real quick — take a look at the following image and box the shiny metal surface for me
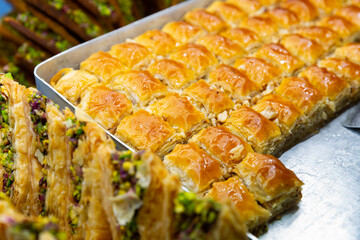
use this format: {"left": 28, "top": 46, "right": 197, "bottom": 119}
{"left": 34, "top": 0, "right": 360, "bottom": 238}
{"left": 261, "top": 103, "right": 360, "bottom": 240}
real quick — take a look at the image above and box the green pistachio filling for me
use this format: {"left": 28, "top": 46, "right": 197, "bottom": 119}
{"left": 17, "top": 43, "right": 47, "bottom": 66}
{"left": 16, "top": 12, "right": 72, "bottom": 52}
{"left": 110, "top": 151, "right": 149, "bottom": 240}
{"left": 47, "top": 0, "right": 64, "bottom": 10}
{"left": 173, "top": 192, "right": 221, "bottom": 240}
{"left": 2, "top": 62, "right": 30, "bottom": 87}
{"left": 118, "top": 0, "right": 135, "bottom": 24}
{"left": 92, "top": 0, "right": 115, "bottom": 16}
{"left": 0, "top": 83, "right": 14, "bottom": 197}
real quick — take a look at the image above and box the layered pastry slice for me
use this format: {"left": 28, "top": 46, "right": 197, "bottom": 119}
{"left": 295, "top": 26, "right": 340, "bottom": 51}
{"left": 196, "top": 34, "right": 245, "bottom": 64}
{"left": 335, "top": 5, "right": 360, "bottom": 27}
{"left": 234, "top": 153, "right": 303, "bottom": 217}
{"left": 164, "top": 143, "right": 224, "bottom": 193}
{"left": 189, "top": 126, "right": 253, "bottom": 172}
{"left": 206, "top": 1, "right": 247, "bottom": 27}
{"left": 183, "top": 9, "right": 228, "bottom": 33}
{"left": 78, "top": 85, "right": 133, "bottom": 133}
{"left": 280, "top": 0, "right": 319, "bottom": 22}
{"left": 80, "top": 51, "right": 128, "bottom": 85}
{"left": 147, "top": 59, "right": 196, "bottom": 89}
{"left": 184, "top": 80, "right": 234, "bottom": 123}
{"left": 252, "top": 94, "right": 304, "bottom": 134}
{"left": 169, "top": 43, "right": 218, "bottom": 77}
{"left": 299, "top": 66, "right": 351, "bottom": 113}
{"left": 50, "top": 68, "right": 99, "bottom": 106}
{"left": 239, "top": 16, "right": 279, "bottom": 43}
{"left": 307, "top": 0, "right": 344, "bottom": 13}
{"left": 110, "top": 70, "right": 167, "bottom": 107}
{"left": 280, "top": 34, "right": 325, "bottom": 65}
{"left": 224, "top": 107, "right": 282, "bottom": 154}
{"left": 208, "top": 64, "right": 261, "bottom": 105}
{"left": 261, "top": 6, "right": 300, "bottom": 30}
{"left": 275, "top": 77, "right": 326, "bottom": 127}
{"left": 148, "top": 93, "right": 207, "bottom": 138}
{"left": 253, "top": 44, "right": 304, "bottom": 75}
{"left": 161, "top": 21, "right": 205, "bottom": 44}
{"left": 115, "top": 110, "right": 179, "bottom": 156}
{"left": 172, "top": 192, "right": 248, "bottom": 240}
{"left": 134, "top": 29, "right": 178, "bottom": 56}
{"left": 317, "top": 16, "right": 358, "bottom": 42}
{"left": 108, "top": 42, "right": 153, "bottom": 70}
{"left": 334, "top": 43, "right": 360, "bottom": 64}
{"left": 220, "top": 27, "right": 262, "bottom": 51}
{"left": 226, "top": 0, "right": 263, "bottom": 15}
{"left": 205, "top": 177, "right": 270, "bottom": 233}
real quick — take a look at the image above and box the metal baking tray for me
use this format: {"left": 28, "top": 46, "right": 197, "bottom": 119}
{"left": 34, "top": 0, "right": 360, "bottom": 238}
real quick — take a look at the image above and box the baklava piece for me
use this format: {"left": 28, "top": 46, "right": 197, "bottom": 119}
{"left": 169, "top": 43, "right": 218, "bottom": 77}
{"left": 115, "top": 110, "right": 178, "bottom": 156}
{"left": 148, "top": 93, "right": 206, "bottom": 138}
{"left": 280, "top": 0, "right": 319, "bottom": 22}
{"left": 226, "top": 0, "right": 263, "bottom": 15}
{"left": 239, "top": 16, "right": 279, "bottom": 43}
{"left": 208, "top": 64, "right": 261, "bottom": 104}
{"left": 295, "top": 26, "right": 340, "bottom": 51}
{"left": 318, "top": 16, "right": 358, "bottom": 41}
{"left": 147, "top": 59, "right": 196, "bottom": 89}
{"left": 234, "top": 153, "right": 303, "bottom": 217}
{"left": 162, "top": 21, "right": 205, "bottom": 44}
{"left": 80, "top": 51, "right": 127, "bottom": 85}
{"left": 78, "top": 85, "right": 133, "bottom": 133}
{"left": 335, "top": 5, "right": 360, "bottom": 27}
{"left": 196, "top": 34, "right": 245, "bottom": 64}
{"left": 189, "top": 126, "right": 253, "bottom": 171}
{"left": 164, "top": 143, "right": 223, "bottom": 193}
{"left": 184, "top": 80, "right": 234, "bottom": 121}
{"left": 252, "top": 94, "right": 303, "bottom": 134}
{"left": 299, "top": 66, "right": 350, "bottom": 112}
{"left": 110, "top": 70, "right": 167, "bottom": 107}
{"left": 109, "top": 42, "right": 152, "bottom": 70}
{"left": 221, "top": 27, "right": 262, "bottom": 51}
{"left": 334, "top": 43, "right": 360, "bottom": 64}
{"left": 253, "top": 44, "right": 304, "bottom": 74}
{"left": 134, "top": 29, "right": 178, "bottom": 56}
{"left": 262, "top": 7, "right": 300, "bottom": 29}
{"left": 308, "top": 0, "right": 343, "bottom": 13}
{"left": 50, "top": 68, "right": 98, "bottom": 105}
{"left": 207, "top": 1, "right": 246, "bottom": 26}
{"left": 280, "top": 34, "right": 325, "bottom": 65}
{"left": 205, "top": 177, "right": 270, "bottom": 232}
{"left": 224, "top": 107, "right": 282, "bottom": 154}
{"left": 184, "top": 9, "right": 228, "bottom": 33}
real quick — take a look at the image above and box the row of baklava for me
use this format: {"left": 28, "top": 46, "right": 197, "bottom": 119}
{"left": 0, "top": 73, "right": 303, "bottom": 239}
{"left": 51, "top": 1, "right": 360, "bottom": 158}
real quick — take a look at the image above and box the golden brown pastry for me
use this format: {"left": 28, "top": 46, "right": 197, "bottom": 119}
{"left": 80, "top": 51, "right": 127, "bottom": 85}
{"left": 224, "top": 107, "right": 282, "bottom": 154}
{"left": 334, "top": 43, "right": 360, "bottom": 64}
{"left": 234, "top": 152, "right": 303, "bottom": 217}
{"left": 205, "top": 177, "right": 270, "bottom": 232}
{"left": 335, "top": 5, "right": 360, "bottom": 27}
{"left": 147, "top": 59, "right": 196, "bottom": 89}
{"left": 308, "top": 0, "right": 344, "bottom": 13}
{"left": 115, "top": 110, "right": 177, "bottom": 155}
{"left": 184, "top": 80, "right": 234, "bottom": 116}
{"left": 78, "top": 85, "right": 133, "bottom": 133}
{"left": 50, "top": 68, "right": 99, "bottom": 105}
{"left": 276, "top": 77, "right": 325, "bottom": 114}
{"left": 134, "top": 29, "right": 178, "bottom": 56}
{"left": 295, "top": 26, "right": 340, "bottom": 50}
{"left": 110, "top": 70, "right": 167, "bottom": 106}
{"left": 164, "top": 143, "right": 223, "bottom": 193}
{"left": 240, "top": 16, "right": 278, "bottom": 42}
{"left": 148, "top": 93, "right": 206, "bottom": 136}
{"left": 207, "top": 1, "right": 246, "bottom": 26}
{"left": 280, "top": 34, "right": 325, "bottom": 65}
{"left": 169, "top": 43, "right": 218, "bottom": 77}
{"left": 189, "top": 126, "right": 253, "bottom": 170}
{"left": 208, "top": 64, "right": 261, "bottom": 102}
{"left": 233, "top": 57, "right": 282, "bottom": 87}
{"left": 252, "top": 94, "right": 303, "bottom": 133}
{"left": 162, "top": 21, "right": 205, "bottom": 44}
{"left": 280, "top": 0, "right": 318, "bottom": 22}
{"left": 220, "top": 27, "right": 262, "bottom": 51}
{"left": 253, "top": 44, "right": 304, "bottom": 74}
{"left": 226, "top": 0, "right": 262, "bottom": 14}
{"left": 184, "top": 9, "right": 228, "bottom": 33}
{"left": 318, "top": 16, "right": 357, "bottom": 39}
{"left": 196, "top": 34, "right": 245, "bottom": 64}
{"left": 109, "top": 42, "right": 152, "bottom": 69}
{"left": 262, "top": 7, "right": 300, "bottom": 29}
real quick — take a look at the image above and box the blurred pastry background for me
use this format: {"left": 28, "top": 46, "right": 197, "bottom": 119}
{"left": 0, "top": 0, "right": 183, "bottom": 87}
